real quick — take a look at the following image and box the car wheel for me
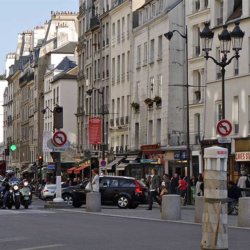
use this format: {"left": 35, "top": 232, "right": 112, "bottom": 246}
{"left": 117, "top": 195, "right": 130, "bottom": 209}
{"left": 63, "top": 194, "right": 73, "bottom": 206}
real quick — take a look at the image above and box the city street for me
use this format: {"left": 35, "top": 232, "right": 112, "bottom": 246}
{"left": 0, "top": 199, "right": 249, "bottom": 250}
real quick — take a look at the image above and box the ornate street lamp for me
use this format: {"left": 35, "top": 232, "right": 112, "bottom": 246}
{"left": 200, "top": 21, "right": 244, "bottom": 119}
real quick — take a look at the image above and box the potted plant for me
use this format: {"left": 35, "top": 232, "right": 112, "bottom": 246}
{"left": 154, "top": 96, "right": 162, "bottom": 106}
{"left": 144, "top": 98, "right": 154, "bottom": 107}
{"left": 131, "top": 102, "right": 140, "bottom": 112}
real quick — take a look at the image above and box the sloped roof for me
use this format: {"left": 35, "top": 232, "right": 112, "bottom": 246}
{"left": 52, "top": 42, "right": 77, "bottom": 54}
{"left": 227, "top": 3, "right": 242, "bottom": 21}
{"left": 55, "top": 56, "right": 77, "bottom": 72}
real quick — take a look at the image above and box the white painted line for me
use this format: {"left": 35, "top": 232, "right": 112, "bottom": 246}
{"left": 16, "top": 244, "right": 64, "bottom": 250}
{"left": 58, "top": 209, "right": 250, "bottom": 230}
{"left": 0, "top": 237, "right": 30, "bottom": 243}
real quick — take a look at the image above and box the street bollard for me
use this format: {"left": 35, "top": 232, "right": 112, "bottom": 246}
{"left": 161, "top": 195, "right": 181, "bottom": 220}
{"left": 194, "top": 196, "right": 204, "bottom": 223}
{"left": 201, "top": 146, "right": 228, "bottom": 250}
{"left": 86, "top": 191, "right": 101, "bottom": 212}
{"left": 238, "top": 197, "right": 250, "bottom": 227}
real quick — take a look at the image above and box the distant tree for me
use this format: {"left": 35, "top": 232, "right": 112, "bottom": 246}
{"left": 0, "top": 74, "right": 6, "bottom": 80}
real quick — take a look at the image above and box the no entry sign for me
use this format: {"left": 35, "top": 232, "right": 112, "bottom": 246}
{"left": 216, "top": 120, "right": 232, "bottom": 137}
{"left": 52, "top": 131, "right": 67, "bottom": 147}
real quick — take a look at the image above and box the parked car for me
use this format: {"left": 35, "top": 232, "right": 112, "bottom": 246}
{"left": 62, "top": 176, "right": 148, "bottom": 209}
{"left": 41, "top": 184, "right": 57, "bottom": 200}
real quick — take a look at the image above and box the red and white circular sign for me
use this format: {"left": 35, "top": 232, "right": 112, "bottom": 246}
{"left": 52, "top": 131, "right": 67, "bottom": 147}
{"left": 216, "top": 119, "right": 232, "bottom": 137}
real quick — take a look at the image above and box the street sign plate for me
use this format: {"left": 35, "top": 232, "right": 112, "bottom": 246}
{"left": 216, "top": 119, "right": 232, "bottom": 137}
{"left": 218, "top": 137, "right": 231, "bottom": 144}
{"left": 52, "top": 131, "right": 67, "bottom": 147}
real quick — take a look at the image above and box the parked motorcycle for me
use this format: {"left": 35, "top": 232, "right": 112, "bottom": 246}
{"left": 20, "top": 180, "right": 32, "bottom": 209}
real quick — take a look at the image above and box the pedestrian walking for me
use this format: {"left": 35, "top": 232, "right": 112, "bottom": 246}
{"left": 195, "top": 173, "right": 204, "bottom": 197}
{"left": 170, "top": 173, "right": 179, "bottom": 194}
{"left": 237, "top": 171, "right": 247, "bottom": 197}
{"left": 178, "top": 176, "right": 188, "bottom": 206}
{"left": 91, "top": 168, "right": 100, "bottom": 192}
{"left": 147, "top": 169, "right": 161, "bottom": 210}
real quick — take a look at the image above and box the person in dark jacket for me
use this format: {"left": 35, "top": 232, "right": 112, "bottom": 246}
{"left": 147, "top": 169, "right": 161, "bottom": 210}
{"left": 170, "top": 173, "right": 179, "bottom": 194}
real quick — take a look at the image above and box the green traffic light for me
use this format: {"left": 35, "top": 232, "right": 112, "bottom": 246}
{"left": 10, "top": 144, "right": 17, "bottom": 151}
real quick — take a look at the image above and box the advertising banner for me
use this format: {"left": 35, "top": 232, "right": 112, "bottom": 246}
{"left": 89, "top": 117, "right": 102, "bottom": 145}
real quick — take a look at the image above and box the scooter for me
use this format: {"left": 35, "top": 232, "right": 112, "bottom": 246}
{"left": 20, "top": 181, "right": 32, "bottom": 209}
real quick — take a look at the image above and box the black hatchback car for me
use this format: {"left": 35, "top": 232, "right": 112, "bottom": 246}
{"left": 62, "top": 176, "right": 148, "bottom": 209}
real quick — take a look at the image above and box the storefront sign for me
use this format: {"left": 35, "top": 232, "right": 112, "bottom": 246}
{"left": 89, "top": 117, "right": 102, "bottom": 145}
{"left": 235, "top": 152, "right": 250, "bottom": 161}
{"left": 140, "top": 159, "right": 160, "bottom": 164}
{"left": 174, "top": 150, "right": 187, "bottom": 160}
{"left": 47, "top": 164, "right": 55, "bottom": 170}
{"left": 141, "top": 144, "right": 160, "bottom": 151}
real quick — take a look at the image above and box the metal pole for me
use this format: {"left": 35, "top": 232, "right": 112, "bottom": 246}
{"left": 53, "top": 151, "right": 63, "bottom": 202}
{"left": 221, "top": 66, "right": 225, "bottom": 120}
{"left": 185, "top": 26, "right": 191, "bottom": 205}
{"left": 101, "top": 89, "right": 106, "bottom": 175}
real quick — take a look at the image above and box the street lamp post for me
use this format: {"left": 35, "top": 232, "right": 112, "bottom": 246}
{"left": 200, "top": 21, "right": 244, "bottom": 120}
{"left": 86, "top": 87, "right": 106, "bottom": 170}
{"left": 164, "top": 27, "right": 192, "bottom": 204}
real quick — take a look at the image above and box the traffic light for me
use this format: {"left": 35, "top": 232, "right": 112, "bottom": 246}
{"left": 10, "top": 144, "right": 17, "bottom": 151}
{"left": 53, "top": 105, "right": 63, "bottom": 130}
{"left": 38, "top": 155, "right": 43, "bottom": 166}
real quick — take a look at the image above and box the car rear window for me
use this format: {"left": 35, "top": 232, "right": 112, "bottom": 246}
{"left": 46, "top": 185, "right": 56, "bottom": 189}
{"left": 119, "top": 179, "right": 136, "bottom": 187}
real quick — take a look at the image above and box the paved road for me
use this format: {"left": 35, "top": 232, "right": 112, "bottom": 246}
{"left": 0, "top": 199, "right": 249, "bottom": 250}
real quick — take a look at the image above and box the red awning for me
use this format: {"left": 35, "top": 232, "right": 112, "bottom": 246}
{"left": 74, "top": 164, "right": 90, "bottom": 174}
{"left": 67, "top": 166, "right": 77, "bottom": 174}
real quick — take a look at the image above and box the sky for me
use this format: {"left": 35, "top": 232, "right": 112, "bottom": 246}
{"left": 0, "top": 0, "right": 78, "bottom": 75}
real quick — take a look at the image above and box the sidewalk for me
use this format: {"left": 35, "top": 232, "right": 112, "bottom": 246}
{"left": 78, "top": 203, "right": 240, "bottom": 228}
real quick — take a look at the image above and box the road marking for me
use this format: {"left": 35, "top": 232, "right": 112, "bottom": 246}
{"left": 0, "top": 209, "right": 55, "bottom": 215}
{"left": 16, "top": 244, "right": 64, "bottom": 250}
{"left": 58, "top": 209, "right": 250, "bottom": 230}
{"left": 0, "top": 237, "right": 30, "bottom": 243}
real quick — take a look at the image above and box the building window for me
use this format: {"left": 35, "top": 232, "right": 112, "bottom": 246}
{"left": 148, "top": 120, "right": 153, "bottom": 144}
{"left": 157, "top": 74, "right": 162, "bottom": 97}
{"left": 139, "top": 10, "right": 143, "bottom": 25}
{"left": 193, "top": 70, "right": 201, "bottom": 103}
{"left": 234, "top": 58, "right": 239, "bottom": 75}
{"left": 137, "top": 45, "right": 141, "bottom": 68}
{"left": 135, "top": 81, "right": 140, "bottom": 102}
{"left": 135, "top": 123, "right": 139, "bottom": 149}
{"left": 149, "top": 77, "right": 154, "bottom": 98}
{"left": 150, "top": 39, "right": 155, "bottom": 63}
{"left": 216, "top": 0, "right": 223, "bottom": 25}
{"left": 117, "top": 55, "right": 120, "bottom": 83}
{"left": 156, "top": 119, "right": 161, "bottom": 144}
{"left": 248, "top": 96, "right": 250, "bottom": 133}
{"left": 122, "top": 53, "right": 125, "bottom": 81}
{"left": 117, "top": 20, "right": 121, "bottom": 43}
{"left": 216, "top": 47, "right": 221, "bottom": 79}
{"left": 143, "top": 42, "right": 148, "bottom": 65}
{"left": 158, "top": 35, "right": 162, "bottom": 60}
{"left": 194, "top": 113, "right": 201, "bottom": 144}
{"left": 112, "top": 57, "right": 115, "bottom": 84}
{"left": 151, "top": 3, "right": 156, "bottom": 17}
{"left": 194, "top": 0, "right": 200, "bottom": 12}
{"left": 122, "top": 17, "right": 125, "bottom": 41}
{"left": 232, "top": 96, "right": 239, "bottom": 134}
{"left": 194, "top": 26, "right": 200, "bottom": 57}
{"left": 204, "top": 0, "right": 209, "bottom": 8}
{"left": 216, "top": 102, "right": 222, "bottom": 123}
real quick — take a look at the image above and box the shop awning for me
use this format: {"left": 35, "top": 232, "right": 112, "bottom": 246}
{"left": 67, "top": 166, "right": 77, "bottom": 174}
{"left": 126, "top": 155, "right": 139, "bottom": 162}
{"left": 74, "top": 164, "right": 90, "bottom": 174}
{"left": 116, "top": 163, "right": 128, "bottom": 171}
{"left": 107, "top": 156, "right": 125, "bottom": 170}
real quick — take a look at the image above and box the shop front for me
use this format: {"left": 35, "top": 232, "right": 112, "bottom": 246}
{"left": 234, "top": 138, "right": 250, "bottom": 182}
